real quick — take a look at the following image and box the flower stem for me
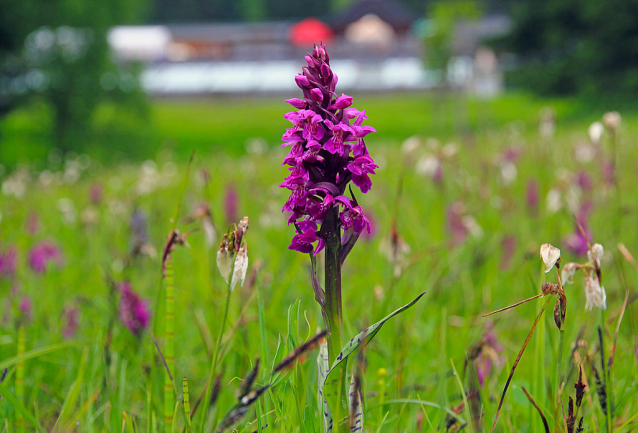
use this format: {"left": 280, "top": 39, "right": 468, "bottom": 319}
{"left": 201, "top": 262, "right": 235, "bottom": 432}
{"left": 322, "top": 208, "right": 344, "bottom": 359}
{"left": 555, "top": 329, "right": 564, "bottom": 405}
{"left": 600, "top": 310, "right": 613, "bottom": 433}
{"left": 165, "top": 259, "right": 175, "bottom": 427}
{"left": 16, "top": 325, "right": 25, "bottom": 433}
{"left": 323, "top": 207, "right": 348, "bottom": 432}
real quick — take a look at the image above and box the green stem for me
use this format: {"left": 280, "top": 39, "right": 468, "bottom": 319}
{"left": 600, "top": 310, "right": 613, "bottom": 433}
{"left": 165, "top": 260, "right": 176, "bottom": 427}
{"left": 323, "top": 208, "right": 347, "bottom": 432}
{"left": 555, "top": 329, "right": 564, "bottom": 429}
{"left": 16, "top": 325, "right": 25, "bottom": 433}
{"left": 183, "top": 377, "right": 191, "bottom": 431}
{"left": 201, "top": 264, "right": 234, "bottom": 432}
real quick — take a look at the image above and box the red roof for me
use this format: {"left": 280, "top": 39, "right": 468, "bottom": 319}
{"left": 289, "top": 18, "right": 334, "bottom": 46}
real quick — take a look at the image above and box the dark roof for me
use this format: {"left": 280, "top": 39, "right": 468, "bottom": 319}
{"left": 329, "top": 0, "right": 417, "bottom": 33}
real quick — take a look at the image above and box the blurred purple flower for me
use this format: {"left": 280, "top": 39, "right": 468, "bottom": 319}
{"left": 224, "top": 185, "right": 238, "bottom": 224}
{"left": 27, "top": 212, "right": 39, "bottom": 235}
{"left": 90, "top": 182, "right": 103, "bottom": 205}
{"left": 576, "top": 171, "right": 593, "bottom": 193}
{"left": 602, "top": 159, "right": 614, "bottom": 187}
{"left": 19, "top": 296, "right": 32, "bottom": 322}
{"left": 526, "top": 178, "right": 539, "bottom": 212}
{"left": 28, "top": 241, "right": 63, "bottom": 273}
{"left": 500, "top": 235, "right": 517, "bottom": 270}
{"left": 565, "top": 205, "right": 592, "bottom": 257}
{"left": 118, "top": 282, "right": 151, "bottom": 336}
{"left": 130, "top": 209, "right": 149, "bottom": 250}
{"left": 0, "top": 245, "right": 17, "bottom": 278}
{"left": 281, "top": 43, "right": 377, "bottom": 255}
{"left": 361, "top": 211, "right": 378, "bottom": 242}
{"left": 476, "top": 331, "right": 503, "bottom": 387}
{"left": 447, "top": 202, "right": 467, "bottom": 246}
{"left": 62, "top": 305, "right": 79, "bottom": 338}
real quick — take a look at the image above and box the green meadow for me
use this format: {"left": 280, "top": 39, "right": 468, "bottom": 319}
{"left": 0, "top": 92, "right": 637, "bottom": 432}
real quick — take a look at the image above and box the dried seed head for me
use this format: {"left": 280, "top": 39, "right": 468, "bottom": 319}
{"left": 585, "top": 274, "right": 606, "bottom": 311}
{"left": 602, "top": 111, "right": 621, "bottom": 133}
{"left": 216, "top": 234, "right": 235, "bottom": 283}
{"left": 575, "top": 364, "right": 586, "bottom": 408}
{"left": 561, "top": 262, "right": 578, "bottom": 285}
{"left": 542, "top": 281, "right": 559, "bottom": 296}
{"left": 540, "top": 243, "right": 561, "bottom": 273}
{"left": 230, "top": 243, "right": 248, "bottom": 291}
{"left": 587, "top": 243, "right": 604, "bottom": 268}
{"left": 553, "top": 290, "right": 566, "bottom": 330}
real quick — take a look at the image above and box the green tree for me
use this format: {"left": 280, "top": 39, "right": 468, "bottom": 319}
{"left": 0, "top": 0, "right": 149, "bottom": 152}
{"left": 499, "top": 0, "right": 638, "bottom": 96}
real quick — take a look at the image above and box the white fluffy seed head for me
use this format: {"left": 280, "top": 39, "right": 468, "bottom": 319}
{"left": 585, "top": 274, "right": 606, "bottom": 311}
{"left": 588, "top": 243, "right": 604, "bottom": 268}
{"left": 561, "top": 262, "right": 578, "bottom": 285}
{"left": 540, "top": 243, "right": 561, "bottom": 273}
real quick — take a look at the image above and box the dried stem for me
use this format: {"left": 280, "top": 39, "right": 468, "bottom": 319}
{"left": 482, "top": 294, "right": 544, "bottom": 317}
{"left": 521, "top": 386, "right": 550, "bottom": 433}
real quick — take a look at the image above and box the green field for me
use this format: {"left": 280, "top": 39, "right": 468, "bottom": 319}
{"left": 0, "top": 92, "right": 637, "bottom": 432}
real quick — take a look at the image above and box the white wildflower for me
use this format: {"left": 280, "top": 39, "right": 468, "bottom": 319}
{"left": 588, "top": 121, "right": 604, "bottom": 144}
{"left": 415, "top": 155, "right": 440, "bottom": 177}
{"left": 588, "top": 243, "right": 604, "bottom": 268}
{"left": 602, "top": 111, "right": 621, "bottom": 133}
{"left": 540, "top": 243, "right": 561, "bottom": 273}
{"left": 546, "top": 189, "right": 562, "bottom": 213}
{"left": 585, "top": 274, "right": 606, "bottom": 311}
{"left": 401, "top": 136, "right": 421, "bottom": 156}
{"left": 561, "top": 262, "right": 578, "bottom": 285}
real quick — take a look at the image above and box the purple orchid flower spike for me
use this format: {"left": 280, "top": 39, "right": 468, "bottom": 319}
{"left": 290, "top": 221, "right": 325, "bottom": 256}
{"left": 280, "top": 43, "right": 377, "bottom": 259}
{"left": 0, "top": 245, "right": 17, "bottom": 278}
{"left": 118, "top": 281, "right": 151, "bottom": 336}
{"left": 28, "top": 241, "right": 63, "bottom": 274}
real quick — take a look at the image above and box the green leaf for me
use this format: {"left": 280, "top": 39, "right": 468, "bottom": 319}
{"left": 0, "top": 382, "right": 42, "bottom": 431}
{"left": 322, "top": 293, "right": 425, "bottom": 428}
{"left": 316, "top": 340, "right": 332, "bottom": 432}
{"left": 328, "top": 293, "right": 425, "bottom": 376}
{"left": 0, "top": 340, "right": 88, "bottom": 371}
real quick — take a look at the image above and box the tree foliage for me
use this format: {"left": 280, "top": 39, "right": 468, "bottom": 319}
{"left": 500, "top": 0, "right": 638, "bottom": 96}
{"left": 0, "top": 0, "right": 149, "bottom": 151}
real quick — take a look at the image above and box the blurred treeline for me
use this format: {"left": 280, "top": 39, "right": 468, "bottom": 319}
{"left": 0, "top": 0, "right": 150, "bottom": 154}
{"left": 2, "top": 0, "right": 638, "bottom": 160}
{"left": 496, "top": 0, "right": 638, "bottom": 97}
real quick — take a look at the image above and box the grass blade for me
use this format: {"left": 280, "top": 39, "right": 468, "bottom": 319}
{"left": 491, "top": 296, "right": 552, "bottom": 433}
{"left": 521, "top": 386, "right": 550, "bottom": 433}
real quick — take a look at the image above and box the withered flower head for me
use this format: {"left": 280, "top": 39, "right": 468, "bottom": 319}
{"left": 540, "top": 243, "right": 561, "bottom": 273}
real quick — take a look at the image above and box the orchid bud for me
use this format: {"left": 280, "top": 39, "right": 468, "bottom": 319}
{"left": 310, "top": 88, "right": 323, "bottom": 102}
{"left": 286, "top": 98, "right": 307, "bottom": 109}
{"left": 540, "top": 243, "right": 561, "bottom": 273}
{"left": 329, "top": 93, "right": 353, "bottom": 110}
{"left": 294, "top": 74, "right": 310, "bottom": 88}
